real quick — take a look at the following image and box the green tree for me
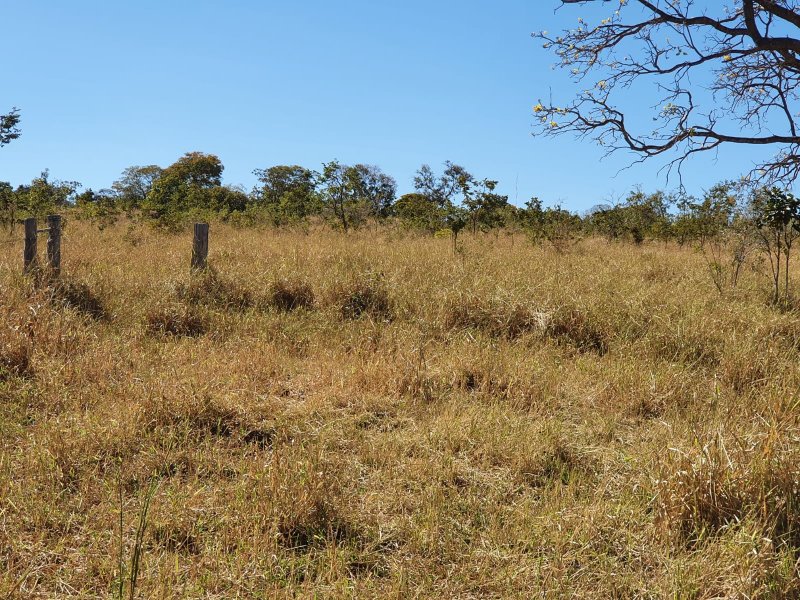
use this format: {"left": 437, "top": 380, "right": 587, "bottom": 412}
{"left": 674, "top": 183, "right": 739, "bottom": 248}
{"left": 587, "top": 204, "right": 626, "bottom": 242}
{"left": 519, "top": 197, "right": 547, "bottom": 242}
{"left": 203, "top": 185, "right": 250, "bottom": 213}
{"left": 318, "top": 162, "right": 397, "bottom": 231}
{"left": 394, "top": 193, "right": 444, "bottom": 232}
{"left": 252, "top": 165, "right": 318, "bottom": 224}
{"left": 752, "top": 187, "right": 800, "bottom": 304}
{"left": 75, "top": 188, "right": 120, "bottom": 230}
{"left": 414, "top": 162, "right": 473, "bottom": 206}
{"left": 463, "top": 178, "right": 511, "bottom": 233}
{"left": 412, "top": 162, "right": 477, "bottom": 237}
{"left": 23, "top": 170, "right": 80, "bottom": 218}
{"left": 542, "top": 205, "right": 582, "bottom": 252}
{"left": 166, "top": 151, "right": 223, "bottom": 188}
{"left": 0, "top": 182, "right": 15, "bottom": 231}
{"left": 620, "top": 189, "right": 672, "bottom": 244}
{"left": 112, "top": 165, "right": 164, "bottom": 210}
{"left": 346, "top": 164, "right": 396, "bottom": 219}
{"left": 319, "top": 161, "right": 355, "bottom": 231}
{"left": 143, "top": 152, "right": 225, "bottom": 220}
{"left": 0, "top": 108, "right": 20, "bottom": 147}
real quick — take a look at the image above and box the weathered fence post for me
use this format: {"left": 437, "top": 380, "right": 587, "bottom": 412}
{"left": 191, "top": 223, "right": 209, "bottom": 271}
{"left": 23, "top": 217, "right": 37, "bottom": 273}
{"left": 46, "top": 214, "right": 62, "bottom": 275}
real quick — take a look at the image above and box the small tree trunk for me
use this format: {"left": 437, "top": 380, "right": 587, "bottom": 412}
{"left": 774, "top": 240, "right": 782, "bottom": 304}
{"left": 784, "top": 239, "right": 791, "bottom": 302}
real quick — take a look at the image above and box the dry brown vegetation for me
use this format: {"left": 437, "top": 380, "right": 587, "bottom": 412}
{"left": 1, "top": 221, "right": 800, "bottom": 598}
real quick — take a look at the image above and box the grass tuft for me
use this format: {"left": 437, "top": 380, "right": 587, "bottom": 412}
{"left": 265, "top": 278, "right": 315, "bottom": 312}
{"left": 547, "top": 306, "right": 609, "bottom": 354}
{"left": 145, "top": 303, "right": 207, "bottom": 337}
{"left": 332, "top": 274, "right": 392, "bottom": 320}
{"left": 176, "top": 267, "right": 252, "bottom": 310}
{"left": 442, "top": 294, "right": 549, "bottom": 339}
{"left": 656, "top": 434, "right": 800, "bottom": 548}
{"left": 48, "top": 277, "right": 107, "bottom": 319}
{"left": 0, "top": 332, "right": 32, "bottom": 380}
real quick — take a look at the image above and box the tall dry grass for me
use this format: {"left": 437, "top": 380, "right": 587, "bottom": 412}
{"left": 0, "top": 220, "right": 799, "bottom": 597}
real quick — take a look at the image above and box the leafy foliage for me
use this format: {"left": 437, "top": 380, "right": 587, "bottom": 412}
{"left": 252, "top": 165, "right": 319, "bottom": 225}
{"left": 0, "top": 107, "right": 21, "bottom": 147}
{"left": 752, "top": 186, "right": 800, "bottom": 304}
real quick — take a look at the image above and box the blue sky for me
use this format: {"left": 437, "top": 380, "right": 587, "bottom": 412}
{"left": 0, "top": 1, "right": 777, "bottom": 211}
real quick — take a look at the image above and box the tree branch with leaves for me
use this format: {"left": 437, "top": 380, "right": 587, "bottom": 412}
{"left": 1, "top": 108, "right": 21, "bottom": 147}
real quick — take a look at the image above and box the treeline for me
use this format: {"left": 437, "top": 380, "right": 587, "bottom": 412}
{"left": 1, "top": 153, "right": 523, "bottom": 235}
{"left": 5, "top": 151, "right": 800, "bottom": 303}
{"left": 0, "top": 151, "right": 718, "bottom": 236}
{"left": 0, "top": 152, "right": 795, "bottom": 250}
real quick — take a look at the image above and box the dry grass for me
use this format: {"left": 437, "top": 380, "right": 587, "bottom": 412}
{"left": 1, "top": 220, "right": 799, "bottom": 597}
{"left": 265, "top": 278, "right": 316, "bottom": 312}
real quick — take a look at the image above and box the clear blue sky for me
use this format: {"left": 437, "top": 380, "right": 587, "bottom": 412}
{"left": 0, "top": 1, "right": 776, "bottom": 211}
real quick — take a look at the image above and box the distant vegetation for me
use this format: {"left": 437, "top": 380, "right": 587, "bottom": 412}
{"left": 4, "top": 151, "right": 800, "bottom": 305}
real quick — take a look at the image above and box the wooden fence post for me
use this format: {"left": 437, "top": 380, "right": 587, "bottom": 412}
{"left": 46, "top": 214, "right": 62, "bottom": 275}
{"left": 191, "top": 223, "right": 209, "bottom": 271}
{"left": 23, "top": 217, "right": 37, "bottom": 273}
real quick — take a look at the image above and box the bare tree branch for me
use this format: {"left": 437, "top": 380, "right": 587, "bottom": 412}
{"left": 534, "top": 1, "right": 800, "bottom": 185}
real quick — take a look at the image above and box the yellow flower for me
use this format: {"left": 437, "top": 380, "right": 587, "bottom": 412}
{"left": 533, "top": 104, "right": 544, "bottom": 113}
{"left": 550, "top": 121, "right": 558, "bottom": 128}
{"left": 723, "top": 54, "right": 732, "bottom": 62}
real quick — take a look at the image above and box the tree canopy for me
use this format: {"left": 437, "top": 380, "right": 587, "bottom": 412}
{"left": 112, "top": 165, "right": 164, "bottom": 209}
{"left": 0, "top": 108, "right": 21, "bottom": 147}
{"left": 143, "top": 152, "right": 225, "bottom": 217}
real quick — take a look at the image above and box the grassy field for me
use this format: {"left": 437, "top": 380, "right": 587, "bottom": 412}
{"left": 1, "top": 221, "right": 799, "bottom": 598}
